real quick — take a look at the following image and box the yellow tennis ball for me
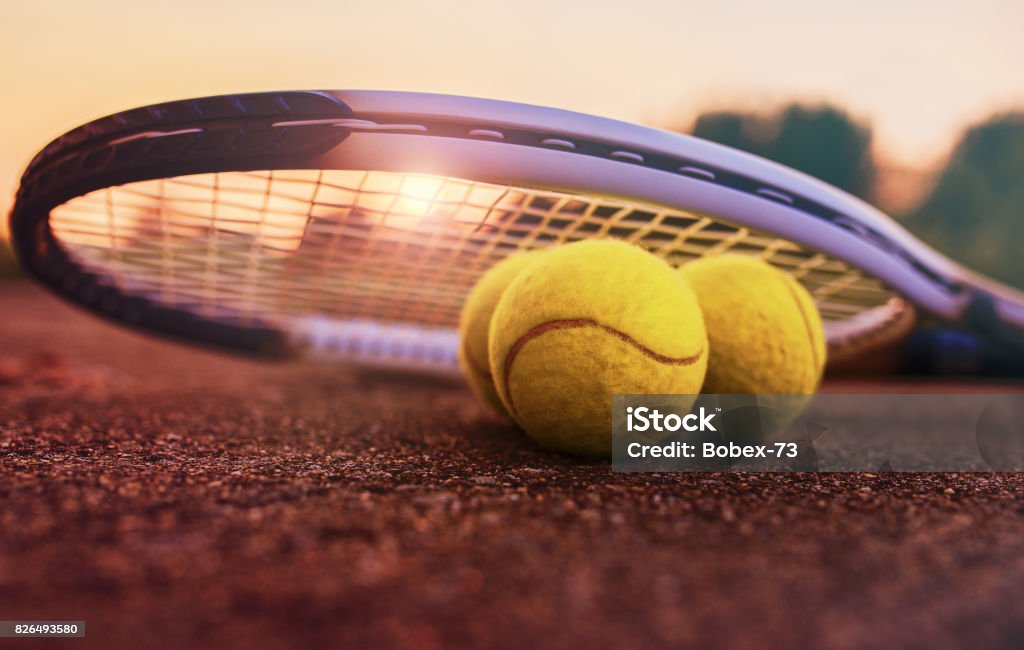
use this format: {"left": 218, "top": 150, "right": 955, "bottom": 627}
{"left": 679, "top": 254, "right": 826, "bottom": 394}
{"left": 489, "top": 240, "right": 708, "bottom": 457}
{"left": 458, "top": 250, "right": 545, "bottom": 416}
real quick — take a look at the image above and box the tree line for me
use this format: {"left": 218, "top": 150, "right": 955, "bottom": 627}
{"left": 689, "top": 105, "right": 1024, "bottom": 290}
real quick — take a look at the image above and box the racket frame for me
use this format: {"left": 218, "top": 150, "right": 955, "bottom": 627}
{"left": 10, "top": 90, "right": 1024, "bottom": 360}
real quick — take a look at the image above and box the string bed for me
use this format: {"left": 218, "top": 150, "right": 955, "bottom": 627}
{"left": 49, "top": 169, "right": 899, "bottom": 347}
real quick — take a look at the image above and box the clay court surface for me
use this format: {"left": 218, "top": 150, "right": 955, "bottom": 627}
{"left": 1, "top": 282, "right": 1023, "bottom": 649}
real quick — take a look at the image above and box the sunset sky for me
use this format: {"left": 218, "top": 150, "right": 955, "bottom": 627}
{"left": 3, "top": 0, "right": 1023, "bottom": 229}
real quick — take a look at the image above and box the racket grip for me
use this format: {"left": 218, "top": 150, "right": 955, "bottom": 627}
{"left": 901, "top": 328, "right": 1024, "bottom": 377}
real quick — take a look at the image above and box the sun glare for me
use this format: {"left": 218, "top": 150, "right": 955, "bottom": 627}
{"left": 395, "top": 176, "right": 444, "bottom": 218}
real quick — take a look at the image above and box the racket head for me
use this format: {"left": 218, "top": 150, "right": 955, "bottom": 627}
{"left": 10, "top": 90, "right": 1024, "bottom": 372}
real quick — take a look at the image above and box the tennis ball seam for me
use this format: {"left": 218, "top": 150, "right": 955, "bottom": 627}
{"left": 501, "top": 318, "right": 705, "bottom": 420}
{"left": 781, "top": 277, "right": 822, "bottom": 375}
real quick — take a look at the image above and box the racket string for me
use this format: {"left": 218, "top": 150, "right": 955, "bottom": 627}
{"left": 49, "top": 169, "right": 900, "bottom": 342}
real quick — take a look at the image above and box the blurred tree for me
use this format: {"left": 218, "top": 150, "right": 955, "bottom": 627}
{"left": 903, "top": 113, "right": 1024, "bottom": 289}
{"left": 691, "top": 103, "right": 877, "bottom": 201}
{"left": 691, "top": 111, "right": 769, "bottom": 158}
{"left": 770, "top": 105, "right": 876, "bottom": 200}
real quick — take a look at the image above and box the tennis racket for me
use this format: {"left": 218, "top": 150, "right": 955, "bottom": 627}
{"left": 9, "top": 90, "right": 1024, "bottom": 375}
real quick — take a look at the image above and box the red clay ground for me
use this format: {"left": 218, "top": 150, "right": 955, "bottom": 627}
{"left": 1, "top": 282, "right": 1023, "bottom": 649}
